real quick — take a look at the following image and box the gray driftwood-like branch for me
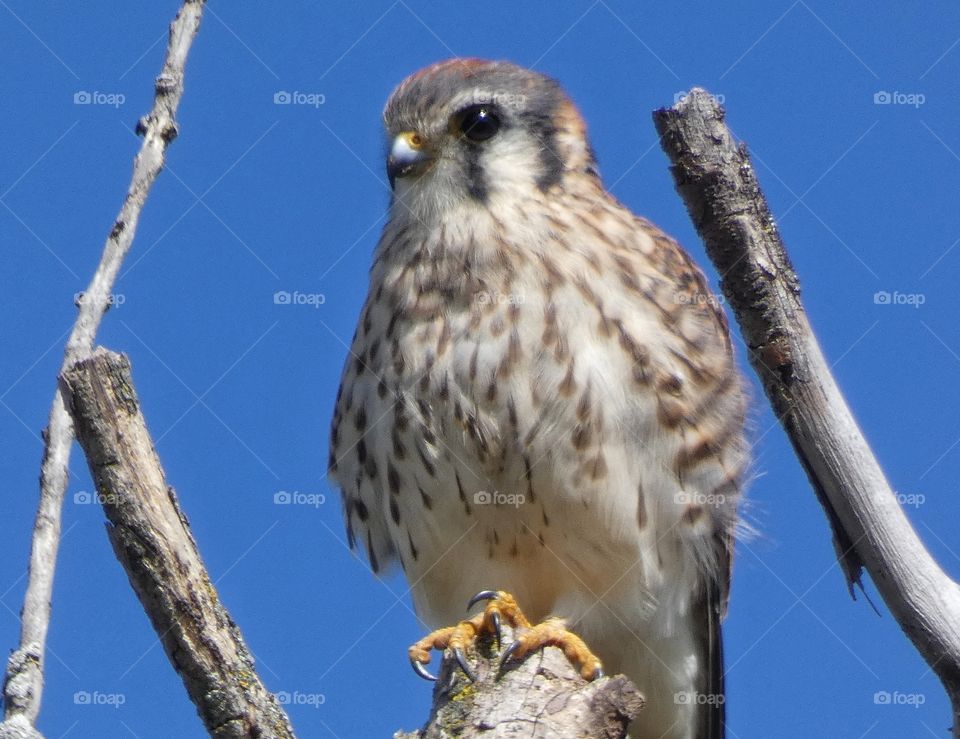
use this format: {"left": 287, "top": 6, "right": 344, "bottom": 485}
{"left": 60, "top": 349, "right": 294, "bottom": 739}
{"left": 395, "top": 624, "right": 642, "bottom": 739}
{"left": 654, "top": 88, "right": 960, "bottom": 735}
{"left": 0, "top": 4, "right": 205, "bottom": 737}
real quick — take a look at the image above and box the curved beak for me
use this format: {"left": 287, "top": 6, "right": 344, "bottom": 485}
{"left": 387, "top": 131, "right": 431, "bottom": 188}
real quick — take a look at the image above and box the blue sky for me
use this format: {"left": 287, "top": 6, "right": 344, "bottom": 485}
{"left": 2, "top": 2, "right": 959, "bottom": 737}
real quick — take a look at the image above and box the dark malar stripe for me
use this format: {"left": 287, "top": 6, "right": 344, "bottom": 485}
{"left": 463, "top": 143, "right": 488, "bottom": 202}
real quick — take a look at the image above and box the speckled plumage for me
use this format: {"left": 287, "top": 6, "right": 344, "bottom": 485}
{"left": 329, "top": 59, "right": 748, "bottom": 739}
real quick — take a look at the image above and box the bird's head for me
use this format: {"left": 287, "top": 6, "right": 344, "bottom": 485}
{"left": 383, "top": 59, "right": 599, "bottom": 222}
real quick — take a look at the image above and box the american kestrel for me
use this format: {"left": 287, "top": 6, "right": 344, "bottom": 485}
{"left": 329, "top": 59, "right": 748, "bottom": 739}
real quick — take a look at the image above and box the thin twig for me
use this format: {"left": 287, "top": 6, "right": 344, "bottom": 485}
{"left": 654, "top": 88, "right": 960, "bottom": 736}
{"left": 1, "top": 3, "right": 206, "bottom": 736}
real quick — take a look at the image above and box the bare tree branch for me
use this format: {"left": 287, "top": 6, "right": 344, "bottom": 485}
{"left": 0, "top": 4, "right": 206, "bottom": 736}
{"left": 653, "top": 88, "right": 960, "bottom": 735}
{"left": 395, "top": 624, "right": 643, "bottom": 739}
{"left": 59, "top": 349, "right": 294, "bottom": 738}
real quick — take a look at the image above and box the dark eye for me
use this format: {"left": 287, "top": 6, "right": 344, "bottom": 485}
{"left": 459, "top": 105, "right": 501, "bottom": 142}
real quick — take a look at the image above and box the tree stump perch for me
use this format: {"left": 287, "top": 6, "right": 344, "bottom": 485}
{"left": 395, "top": 624, "right": 643, "bottom": 738}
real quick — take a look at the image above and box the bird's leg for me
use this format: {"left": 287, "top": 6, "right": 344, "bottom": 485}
{"left": 408, "top": 619, "right": 483, "bottom": 682}
{"left": 408, "top": 590, "right": 603, "bottom": 682}
{"left": 498, "top": 615, "right": 604, "bottom": 681}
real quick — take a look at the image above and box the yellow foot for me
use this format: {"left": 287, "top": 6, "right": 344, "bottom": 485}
{"left": 408, "top": 590, "right": 604, "bottom": 682}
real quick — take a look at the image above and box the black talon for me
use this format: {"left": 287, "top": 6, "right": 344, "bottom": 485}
{"left": 592, "top": 666, "right": 605, "bottom": 680}
{"left": 467, "top": 589, "right": 499, "bottom": 611}
{"left": 411, "top": 659, "right": 437, "bottom": 681}
{"left": 499, "top": 639, "right": 522, "bottom": 669}
{"left": 453, "top": 647, "right": 477, "bottom": 681}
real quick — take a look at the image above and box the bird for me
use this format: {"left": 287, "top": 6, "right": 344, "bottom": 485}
{"left": 328, "top": 58, "right": 748, "bottom": 739}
